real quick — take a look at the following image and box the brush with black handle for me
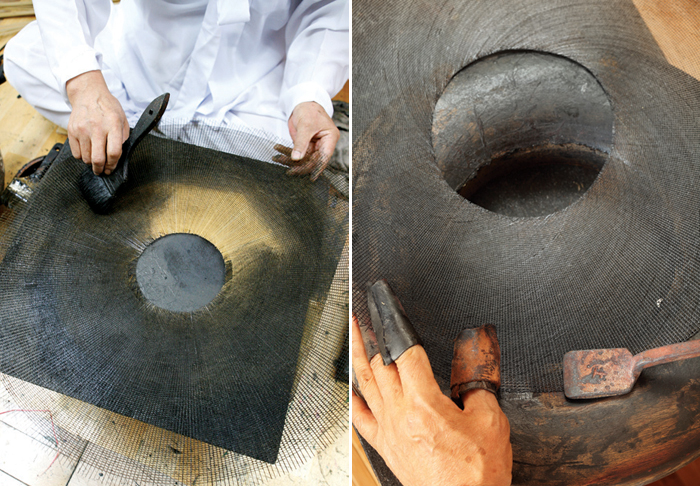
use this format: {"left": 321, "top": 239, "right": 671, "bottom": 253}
{"left": 78, "top": 93, "right": 170, "bottom": 214}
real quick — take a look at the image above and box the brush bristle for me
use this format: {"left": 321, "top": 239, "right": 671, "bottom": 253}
{"left": 78, "top": 165, "right": 127, "bottom": 214}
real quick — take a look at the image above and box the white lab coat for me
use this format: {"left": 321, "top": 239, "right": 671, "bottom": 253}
{"left": 5, "top": 0, "right": 349, "bottom": 142}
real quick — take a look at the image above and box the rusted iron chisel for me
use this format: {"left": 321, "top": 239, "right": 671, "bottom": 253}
{"left": 564, "top": 340, "right": 700, "bottom": 399}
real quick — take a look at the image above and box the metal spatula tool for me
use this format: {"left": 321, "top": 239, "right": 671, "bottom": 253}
{"left": 563, "top": 340, "right": 700, "bottom": 399}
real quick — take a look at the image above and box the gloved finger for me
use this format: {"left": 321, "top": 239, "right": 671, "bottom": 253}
{"left": 285, "top": 162, "right": 315, "bottom": 177}
{"left": 90, "top": 132, "right": 107, "bottom": 175}
{"left": 368, "top": 279, "right": 443, "bottom": 394}
{"left": 310, "top": 151, "right": 329, "bottom": 182}
{"left": 272, "top": 154, "right": 292, "bottom": 165}
{"left": 275, "top": 146, "right": 315, "bottom": 170}
{"left": 355, "top": 312, "right": 399, "bottom": 393}
{"left": 351, "top": 314, "right": 384, "bottom": 411}
{"left": 285, "top": 154, "right": 319, "bottom": 176}
{"left": 368, "top": 279, "right": 422, "bottom": 365}
{"left": 356, "top": 312, "right": 379, "bottom": 361}
{"left": 273, "top": 143, "right": 293, "bottom": 157}
{"left": 105, "top": 131, "right": 123, "bottom": 175}
{"left": 281, "top": 155, "right": 312, "bottom": 168}
{"left": 352, "top": 391, "right": 379, "bottom": 447}
{"left": 290, "top": 150, "right": 322, "bottom": 177}
{"left": 277, "top": 156, "right": 313, "bottom": 169}
{"left": 450, "top": 325, "right": 501, "bottom": 408}
{"left": 309, "top": 129, "right": 337, "bottom": 180}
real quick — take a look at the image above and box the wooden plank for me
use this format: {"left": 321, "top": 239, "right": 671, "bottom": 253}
{"left": 0, "top": 10, "right": 34, "bottom": 19}
{"left": 0, "top": 18, "right": 30, "bottom": 37}
{"left": 0, "top": 83, "right": 63, "bottom": 187}
{"left": 352, "top": 430, "right": 379, "bottom": 486}
{"left": 0, "top": 470, "right": 30, "bottom": 486}
{"left": 0, "top": 12, "right": 33, "bottom": 40}
{"left": 333, "top": 81, "right": 349, "bottom": 103}
{"left": 649, "top": 457, "right": 700, "bottom": 486}
{"left": 0, "top": 420, "right": 80, "bottom": 486}
{"left": 634, "top": 0, "right": 700, "bottom": 81}
{"left": 0, "top": 1, "right": 34, "bottom": 7}
{"left": 67, "top": 443, "right": 175, "bottom": 486}
{"left": 1, "top": 374, "right": 179, "bottom": 482}
{"left": 0, "top": 377, "right": 62, "bottom": 449}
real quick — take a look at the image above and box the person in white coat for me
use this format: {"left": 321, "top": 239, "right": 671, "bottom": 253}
{"left": 4, "top": 0, "right": 349, "bottom": 180}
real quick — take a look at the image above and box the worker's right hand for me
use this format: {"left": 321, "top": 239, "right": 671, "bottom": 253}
{"left": 352, "top": 314, "right": 513, "bottom": 486}
{"left": 66, "top": 70, "right": 129, "bottom": 175}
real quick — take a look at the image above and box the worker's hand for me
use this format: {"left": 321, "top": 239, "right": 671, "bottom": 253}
{"left": 352, "top": 314, "right": 513, "bottom": 486}
{"left": 66, "top": 70, "right": 130, "bottom": 175}
{"left": 273, "top": 101, "right": 339, "bottom": 181}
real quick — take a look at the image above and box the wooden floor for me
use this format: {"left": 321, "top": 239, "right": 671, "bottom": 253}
{"left": 351, "top": 1, "right": 700, "bottom": 485}
{"left": 0, "top": 22, "right": 66, "bottom": 188}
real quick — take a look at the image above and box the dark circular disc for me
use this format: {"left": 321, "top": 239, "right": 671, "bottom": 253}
{"left": 136, "top": 233, "right": 225, "bottom": 312}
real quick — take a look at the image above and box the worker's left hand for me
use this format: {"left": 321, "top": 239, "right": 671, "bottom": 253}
{"left": 352, "top": 314, "right": 513, "bottom": 486}
{"left": 274, "top": 101, "right": 339, "bottom": 181}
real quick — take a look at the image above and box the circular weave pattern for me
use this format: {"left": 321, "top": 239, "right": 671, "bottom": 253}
{"left": 352, "top": 0, "right": 700, "bottom": 395}
{"left": 0, "top": 130, "right": 348, "bottom": 485}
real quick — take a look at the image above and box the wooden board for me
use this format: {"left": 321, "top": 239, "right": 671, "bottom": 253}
{"left": 0, "top": 470, "right": 31, "bottom": 486}
{"left": 633, "top": 0, "right": 700, "bottom": 82}
{"left": 333, "top": 81, "right": 350, "bottom": 104}
{"left": 0, "top": 421, "right": 81, "bottom": 486}
{"left": 650, "top": 458, "right": 700, "bottom": 486}
{"left": 0, "top": 16, "right": 66, "bottom": 189}
{"left": 352, "top": 430, "right": 379, "bottom": 486}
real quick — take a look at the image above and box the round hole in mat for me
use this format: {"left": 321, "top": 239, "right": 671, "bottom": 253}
{"left": 136, "top": 233, "right": 226, "bottom": 312}
{"left": 432, "top": 50, "right": 614, "bottom": 217}
{"left": 459, "top": 143, "right": 608, "bottom": 217}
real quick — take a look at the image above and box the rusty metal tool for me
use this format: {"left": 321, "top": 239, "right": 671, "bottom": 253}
{"left": 451, "top": 324, "right": 501, "bottom": 406}
{"left": 564, "top": 341, "right": 700, "bottom": 399}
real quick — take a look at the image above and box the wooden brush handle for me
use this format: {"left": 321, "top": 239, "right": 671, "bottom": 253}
{"left": 126, "top": 93, "right": 170, "bottom": 157}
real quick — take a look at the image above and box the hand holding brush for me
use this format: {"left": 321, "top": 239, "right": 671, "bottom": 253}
{"left": 77, "top": 93, "right": 170, "bottom": 214}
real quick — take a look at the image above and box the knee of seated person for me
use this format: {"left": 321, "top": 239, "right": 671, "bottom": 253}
{"left": 3, "top": 23, "right": 41, "bottom": 92}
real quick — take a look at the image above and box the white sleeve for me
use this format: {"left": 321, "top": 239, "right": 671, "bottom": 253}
{"left": 32, "top": 0, "right": 112, "bottom": 101}
{"left": 279, "top": 0, "right": 349, "bottom": 119}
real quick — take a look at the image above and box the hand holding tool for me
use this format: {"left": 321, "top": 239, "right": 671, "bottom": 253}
{"left": 78, "top": 93, "right": 169, "bottom": 214}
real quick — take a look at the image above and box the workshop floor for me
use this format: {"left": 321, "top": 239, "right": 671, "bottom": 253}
{"left": 0, "top": 381, "right": 349, "bottom": 486}
{"left": 0, "top": 15, "right": 350, "bottom": 486}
